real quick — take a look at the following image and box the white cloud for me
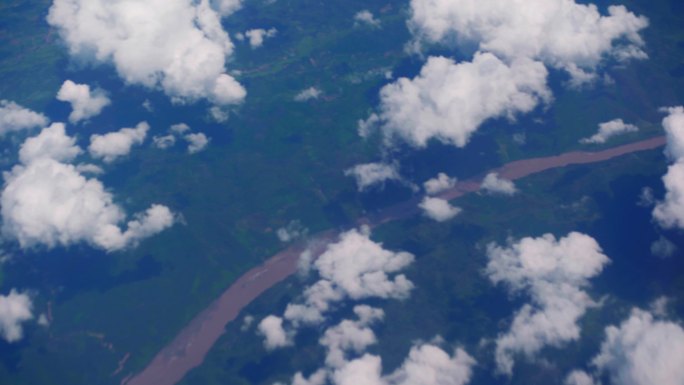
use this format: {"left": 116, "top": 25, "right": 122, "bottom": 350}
{"left": 320, "top": 305, "right": 384, "bottom": 368}
{"left": 367, "top": 53, "right": 550, "bottom": 148}
{"left": 294, "top": 87, "right": 322, "bottom": 102}
{"left": 277, "top": 220, "right": 308, "bottom": 242}
{"left": 408, "top": 0, "right": 648, "bottom": 83}
{"left": 0, "top": 289, "right": 33, "bottom": 343}
{"left": 423, "top": 172, "right": 456, "bottom": 195}
{"left": 209, "top": 106, "right": 230, "bottom": 122}
{"left": 19, "top": 123, "right": 82, "bottom": 164}
{"left": 283, "top": 227, "right": 414, "bottom": 327}
{"left": 564, "top": 370, "right": 597, "bottom": 385}
{"left": 2, "top": 126, "right": 174, "bottom": 252}
{"left": 580, "top": 119, "right": 638, "bottom": 144}
{"left": 354, "top": 10, "right": 380, "bottom": 28}
{"left": 0, "top": 100, "right": 49, "bottom": 136}
{"left": 184, "top": 132, "right": 210, "bottom": 154}
{"left": 89, "top": 121, "right": 148, "bottom": 163}
{"left": 593, "top": 309, "right": 684, "bottom": 385}
{"left": 211, "top": 0, "right": 242, "bottom": 16}
{"left": 244, "top": 28, "right": 277, "bottom": 48}
{"left": 330, "top": 344, "right": 475, "bottom": 385}
{"left": 480, "top": 172, "right": 517, "bottom": 196}
{"left": 152, "top": 135, "right": 176, "bottom": 149}
{"left": 170, "top": 123, "right": 191, "bottom": 134}
{"left": 419, "top": 197, "right": 461, "bottom": 222}
{"left": 344, "top": 162, "right": 400, "bottom": 191}
{"left": 56, "top": 80, "right": 111, "bottom": 123}
{"left": 663, "top": 106, "right": 684, "bottom": 160}
{"left": 653, "top": 107, "right": 684, "bottom": 229}
{"left": 259, "top": 228, "right": 414, "bottom": 350}
{"left": 486, "top": 232, "right": 610, "bottom": 375}
{"left": 47, "top": 0, "right": 246, "bottom": 105}
{"left": 385, "top": 344, "right": 475, "bottom": 385}
{"left": 258, "top": 315, "right": 292, "bottom": 350}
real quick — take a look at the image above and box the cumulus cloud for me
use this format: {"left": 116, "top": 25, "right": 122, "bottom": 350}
{"left": 593, "top": 309, "right": 684, "bottom": 385}
{"left": 320, "top": 305, "right": 384, "bottom": 368}
{"left": 2, "top": 125, "right": 174, "bottom": 252}
{"left": 277, "top": 220, "right": 308, "bottom": 242}
{"left": 480, "top": 173, "right": 517, "bottom": 196}
{"left": 423, "top": 172, "right": 456, "bottom": 195}
{"left": 419, "top": 197, "right": 461, "bottom": 222}
{"left": 0, "top": 290, "right": 33, "bottom": 343}
{"left": 651, "top": 236, "right": 677, "bottom": 258}
{"left": 0, "top": 100, "right": 49, "bottom": 136}
{"left": 258, "top": 315, "right": 292, "bottom": 350}
{"left": 211, "top": 0, "right": 242, "bottom": 16}
{"left": 354, "top": 10, "right": 380, "bottom": 28}
{"left": 47, "top": 0, "right": 246, "bottom": 105}
{"left": 184, "top": 132, "right": 210, "bottom": 154}
{"left": 366, "top": 53, "right": 550, "bottom": 148}
{"left": 19, "top": 123, "right": 82, "bottom": 164}
{"left": 258, "top": 228, "right": 414, "bottom": 351}
{"left": 294, "top": 87, "right": 322, "bottom": 102}
{"left": 152, "top": 135, "right": 176, "bottom": 149}
{"left": 170, "top": 123, "right": 191, "bottom": 134}
{"left": 344, "top": 162, "right": 401, "bottom": 191}
{"left": 564, "top": 370, "right": 597, "bottom": 385}
{"left": 486, "top": 232, "right": 610, "bottom": 375}
{"left": 89, "top": 122, "right": 148, "bottom": 163}
{"left": 408, "top": 0, "right": 649, "bottom": 83}
{"left": 328, "top": 344, "right": 475, "bottom": 385}
{"left": 580, "top": 119, "right": 638, "bottom": 144}
{"left": 653, "top": 107, "right": 684, "bottom": 229}
{"left": 283, "top": 227, "right": 414, "bottom": 327}
{"left": 56, "top": 80, "right": 111, "bottom": 123}
{"left": 243, "top": 28, "right": 277, "bottom": 48}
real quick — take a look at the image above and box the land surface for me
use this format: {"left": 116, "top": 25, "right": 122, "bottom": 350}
{"left": 125, "top": 135, "right": 666, "bottom": 385}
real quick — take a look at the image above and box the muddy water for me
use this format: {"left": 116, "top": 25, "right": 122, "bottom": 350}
{"left": 124, "top": 136, "right": 665, "bottom": 385}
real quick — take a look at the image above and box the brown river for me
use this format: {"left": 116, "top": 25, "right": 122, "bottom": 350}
{"left": 123, "top": 135, "right": 666, "bottom": 385}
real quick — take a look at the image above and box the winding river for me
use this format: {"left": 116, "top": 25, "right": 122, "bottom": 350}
{"left": 124, "top": 135, "right": 666, "bottom": 385}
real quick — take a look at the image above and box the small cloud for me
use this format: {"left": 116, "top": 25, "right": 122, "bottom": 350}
{"left": 56, "top": 80, "right": 111, "bottom": 123}
{"left": 564, "top": 370, "right": 597, "bottom": 385}
{"left": 257, "top": 315, "right": 292, "bottom": 350}
{"left": 419, "top": 197, "right": 461, "bottom": 222}
{"left": 37, "top": 313, "right": 50, "bottom": 327}
{"left": 344, "top": 162, "right": 400, "bottom": 191}
{"left": 152, "top": 135, "right": 176, "bottom": 150}
{"left": 593, "top": 309, "right": 684, "bottom": 385}
{"left": 244, "top": 28, "right": 277, "bottom": 48}
{"left": 0, "top": 289, "right": 33, "bottom": 343}
{"left": 424, "top": 172, "right": 457, "bottom": 195}
{"left": 142, "top": 99, "right": 153, "bottom": 112}
{"left": 650, "top": 235, "right": 677, "bottom": 258}
{"left": 241, "top": 315, "right": 254, "bottom": 332}
{"left": 184, "top": 132, "right": 210, "bottom": 154}
{"left": 580, "top": 119, "right": 638, "bottom": 144}
{"left": 354, "top": 10, "right": 380, "bottom": 28}
{"left": 0, "top": 100, "right": 49, "bottom": 136}
{"left": 480, "top": 172, "right": 517, "bottom": 196}
{"left": 170, "top": 123, "right": 191, "bottom": 134}
{"left": 294, "top": 87, "right": 322, "bottom": 102}
{"left": 209, "top": 106, "right": 230, "bottom": 123}
{"left": 89, "top": 122, "right": 149, "bottom": 163}
{"left": 276, "top": 220, "right": 308, "bottom": 242}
